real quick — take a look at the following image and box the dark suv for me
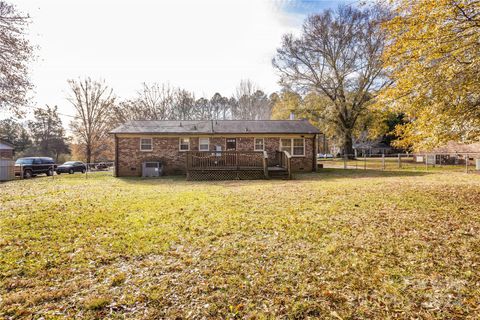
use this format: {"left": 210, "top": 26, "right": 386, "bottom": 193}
{"left": 15, "top": 157, "right": 57, "bottom": 179}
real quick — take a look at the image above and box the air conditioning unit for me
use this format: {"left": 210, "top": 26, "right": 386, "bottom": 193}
{"left": 142, "top": 162, "right": 162, "bottom": 177}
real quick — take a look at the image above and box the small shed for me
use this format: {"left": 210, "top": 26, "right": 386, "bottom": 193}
{"left": 0, "top": 140, "right": 15, "bottom": 181}
{"left": 0, "top": 140, "right": 14, "bottom": 159}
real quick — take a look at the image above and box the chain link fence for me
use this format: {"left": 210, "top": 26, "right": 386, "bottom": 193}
{"left": 317, "top": 153, "right": 480, "bottom": 173}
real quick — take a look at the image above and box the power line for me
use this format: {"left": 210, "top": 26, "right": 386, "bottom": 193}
{"left": 21, "top": 104, "right": 76, "bottom": 118}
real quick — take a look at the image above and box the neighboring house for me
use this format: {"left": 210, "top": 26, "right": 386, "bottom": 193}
{"left": 0, "top": 140, "right": 14, "bottom": 159}
{"left": 110, "top": 120, "right": 320, "bottom": 179}
{"left": 353, "top": 141, "right": 394, "bottom": 157}
{"left": 429, "top": 141, "right": 480, "bottom": 154}
{"left": 413, "top": 141, "right": 480, "bottom": 164}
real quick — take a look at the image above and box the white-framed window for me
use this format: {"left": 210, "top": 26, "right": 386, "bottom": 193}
{"left": 199, "top": 138, "right": 209, "bottom": 151}
{"left": 179, "top": 138, "right": 190, "bottom": 151}
{"left": 254, "top": 138, "right": 264, "bottom": 151}
{"left": 280, "top": 138, "right": 305, "bottom": 156}
{"left": 293, "top": 138, "right": 305, "bottom": 156}
{"left": 140, "top": 138, "right": 153, "bottom": 151}
{"left": 280, "top": 139, "right": 292, "bottom": 153}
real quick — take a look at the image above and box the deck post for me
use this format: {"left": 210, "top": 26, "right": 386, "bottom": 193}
{"left": 263, "top": 151, "right": 268, "bottom": 179}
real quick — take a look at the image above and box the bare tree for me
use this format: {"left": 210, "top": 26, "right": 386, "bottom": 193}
{"left": 0, "top": 1, "right": 33, "bottom": 113}
{"left": 68, "top": 78, "right": 115, "bottom": 164}
{"left": 210, "top": 93, "right": 231, "bottom": 120}
{"left": 28, "top": 105, "right": 69, "bottom": 161}
{"left": 273, "top": 5, "right": 388, "bottom": 155}
{"left": 136, "top": 83, "right": 176, "bottom": 120}
{"left": 233, "top": 80, "right": 271, "bottom": 120}
{"left": 172, "top": 89, "right": 196, "bottom": 120}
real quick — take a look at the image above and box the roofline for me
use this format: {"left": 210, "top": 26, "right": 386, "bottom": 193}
{"left": 0, "top": 140, "right": 15, "bottom": 148}
{"left": 121, "top": 119, "right": 312, "bottom": 122}
{"left": 110, "top": 131, "right": 321, "bottom": 135}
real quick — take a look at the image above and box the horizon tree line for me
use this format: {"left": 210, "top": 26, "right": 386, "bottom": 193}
{"left": 2, "top": 0, "right": 478, "bottom": 160}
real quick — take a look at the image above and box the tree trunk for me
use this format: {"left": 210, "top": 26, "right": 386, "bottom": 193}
{"left": 342, "top": 130, "right": 354, "bottom": 158}
{"left": 86, "top": 145, "right": 92, "bottom": 164}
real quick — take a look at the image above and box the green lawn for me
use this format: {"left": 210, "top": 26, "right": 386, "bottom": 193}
{"left": 1, "top": 170, "right": 479, "bottom": 319}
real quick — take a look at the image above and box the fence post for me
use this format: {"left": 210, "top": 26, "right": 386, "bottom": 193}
{"left": 382, "top": 154, "right": 385, "bottom": 171}
{"left": 466, "top": 154, "right": 469, "bottom": 173}
{"left": 364, "top": 153, "right": 367, "bottom": 170}
{"left": 398, "top": 154, "right": 401, "bottom": 169}
{"left": 425, "top": 154, "right": 428, "bottom": 171}
{"left": 343, "top": 154, "right": 347, "bottom": 169}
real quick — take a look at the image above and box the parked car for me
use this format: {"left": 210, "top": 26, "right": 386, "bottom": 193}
{"left": 317, "top": 153, "right": 334, "bottom": 159}
{"left": 15, "top": 157, "right": 56, "bottom": 178}
{"left": 94, "top": 162, "right": 109, "bottom": 171}
{"left": 56, "top": 161, "right": 86, "bottom": 174}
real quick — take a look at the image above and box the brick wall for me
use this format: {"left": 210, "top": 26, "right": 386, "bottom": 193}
{"left": 0, "top": 149, "right": 13, "bottom": 159}
{"left": 116, "top": 135, "right": 316, "bottom": 177}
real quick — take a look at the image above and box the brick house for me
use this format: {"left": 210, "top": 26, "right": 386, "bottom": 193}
{"left": 110, "top": 120, "right": 320, "bottom": 179}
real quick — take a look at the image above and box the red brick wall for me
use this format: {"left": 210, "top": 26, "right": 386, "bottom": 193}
{"left": 0, "top": 149, "right": 13, "bottom": 159}
{"left": 116, "top": 136, "right": 316, "bottom": 177}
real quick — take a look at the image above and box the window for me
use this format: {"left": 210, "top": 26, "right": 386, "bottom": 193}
{"left": 280, "top": 138, "right": 305, "bottom": 156}
{"left": 254, "top": 138, "right": 264, "bottom": 151}
{"left": 293, "top": 138, "right": 305, "bottom": 156}
{"left": 179, "top": 138, "right": 190, "bottom": 151}
{"left": 199, "top": 138, "right": 209, "bottom": 151}
{"left": 140, "top": 138, "right": 153, "bottom": 151}
{"left": 280, "top": 139, "right": 292, "bottom": 153}
{"left": 15, "top": 158, "right": 33, "bottom": 165}
{"left": 226, "top": 138, "right": 236, "bottom": 150}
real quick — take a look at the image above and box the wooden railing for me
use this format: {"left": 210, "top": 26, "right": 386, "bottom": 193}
{"left": 186, "top": 151, "right": 267, "bottom": 171}
{"left": 276, "top": 150, "right": 293, "bottom": 179}
{"left": 262, "top": 151, "right": 268, "bottom": 178}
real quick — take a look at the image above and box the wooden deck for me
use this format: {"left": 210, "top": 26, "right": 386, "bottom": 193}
{"left": 185, "top": 150, "right": 292, "bottom": 180}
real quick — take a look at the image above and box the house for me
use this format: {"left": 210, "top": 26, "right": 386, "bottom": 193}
{"left": 413, "top": 141, "right": 480, "bottom": 165}
{"left": 0, "top": 140, "right": 14, "bottom": 159}
{"left": 429, "top": 141, "right": 480, "bottom": 154}
{"left": 110, "top": 120, "right": 320, "bottom": 179}
{"left": 353, "top": 141, "right": 394, "bottom": 157}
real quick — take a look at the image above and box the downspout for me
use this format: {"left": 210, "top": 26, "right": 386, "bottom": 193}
{"left": 114, "top": 134, "right": 119, "bottom": 177}
{"left": 313, "top": 134, "right": 317, "bottom": 172}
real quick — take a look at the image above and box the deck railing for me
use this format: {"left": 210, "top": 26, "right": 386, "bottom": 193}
{"left": 186, "top": 151, "right": 266, "bottom": 171}
{"left": 276, "top": 150, "right": 293, "bottom": 179}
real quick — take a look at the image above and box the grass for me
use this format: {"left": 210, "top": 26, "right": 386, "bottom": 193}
{"left": 1, "top": 170, "right": 479, "bottom": 319}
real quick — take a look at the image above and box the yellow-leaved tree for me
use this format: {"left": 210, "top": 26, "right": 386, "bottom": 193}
{"left": 377, "top": 0, "right": 480, "bottom": 151}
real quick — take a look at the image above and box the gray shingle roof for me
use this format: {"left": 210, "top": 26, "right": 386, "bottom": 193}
{"left": 110, "top": 120, "right": 320, "bottom": 134}
{"left": 0, "top": 140, "right": 14, "bottom": 149}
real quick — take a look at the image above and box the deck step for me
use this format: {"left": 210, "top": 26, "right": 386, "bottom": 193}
{"left": 267, "top": 166, "right": 290, "bottom": 179}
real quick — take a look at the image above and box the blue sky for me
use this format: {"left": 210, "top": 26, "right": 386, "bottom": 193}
{"left": 6, "top": 0, "right": 349, "bottom": 125}
{"left": 281, "top": 0, "right": 349, "bottom": 15}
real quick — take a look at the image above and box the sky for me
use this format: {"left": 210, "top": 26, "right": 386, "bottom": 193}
{"left": 8, "top": 0, "right": 349, "bottom": 125}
